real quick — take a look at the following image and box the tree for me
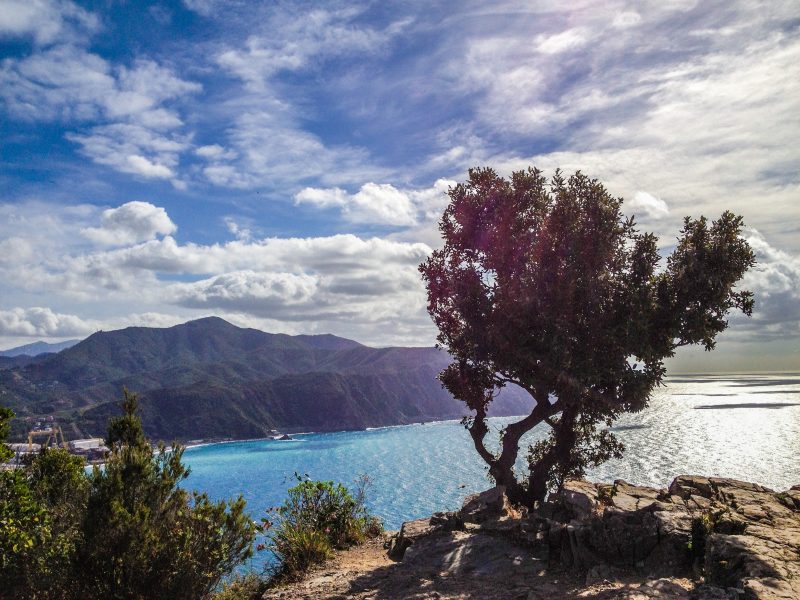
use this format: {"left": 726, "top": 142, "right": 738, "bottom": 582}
{"left": 419, "top": 167, "right": 754, "bottom": 508}
{"left": 0, "top": 409, "right": 88, "bottom": 599}
{"left": 76, "top": 389, "right": 256, "bottom": 600}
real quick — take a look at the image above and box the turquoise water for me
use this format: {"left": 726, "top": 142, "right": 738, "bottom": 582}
{"left": 183, "top": 373, "right": 800, "bottom": 569}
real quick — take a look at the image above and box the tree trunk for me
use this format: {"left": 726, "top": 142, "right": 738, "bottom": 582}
{"left": 467, "top": 387, "right": 560, "bottom": 507}
{"left": 525, "top": 408, "right": 577, "bottom": 506}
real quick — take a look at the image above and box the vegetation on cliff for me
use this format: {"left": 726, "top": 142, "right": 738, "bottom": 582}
{"left": 0, "top": 391, "right": 255, "bottom": 599}
{"left": 263, "top": 474, "right": 383, "bottom": 582}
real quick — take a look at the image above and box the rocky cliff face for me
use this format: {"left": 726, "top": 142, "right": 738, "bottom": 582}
{"left": 385, "top": 476, "right": 800, "bottom": 600}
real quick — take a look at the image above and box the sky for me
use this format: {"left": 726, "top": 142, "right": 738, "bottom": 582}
{"left": 0, "top": 0, "right": 798, "bottom": 372}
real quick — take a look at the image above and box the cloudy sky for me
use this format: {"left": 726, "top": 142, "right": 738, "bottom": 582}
{"left": 1, "top": 0, "right": 798, "bottom": 371}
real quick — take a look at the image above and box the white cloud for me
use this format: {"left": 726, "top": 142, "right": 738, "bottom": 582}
{"left": 126, "top": 155, "right": 174, "bottom": 179}
{"left": 216, "top": 8, "right": 400, "bottom": 90}
{"left": 296, "top": 183, "right": 417, "bottom": 226}
{"left": 81, "top": 201, "right": 177, "bottom": 246}
{"left": 0, "top": 307, "right": 98, "bottom": 337}
{"left": 198, "top": 108, "right": 385, "bottom": 189}
{"left": 66, "top": 123, "right": 190, "bottom": 182}
{"left": 195, "top": 144, "right": 236, "bottom": 160}
{"left": 0, "top": 42, "right": 199, "bottom": 184}
{"left": 224, "top": 218, "right": 251, "bottom": 242}
{"left": 612, "top": 11, "right": 642, "bottom": 29}
{"left": 535, "top": 27, "right": 590, "bottom": 54}
{"left": 181, "top": 0, "right": 217, "bottom": 17}
{"left": 733, "top": 229, "right": 800, "bottom": 340}
{"left": 0, "top": 47, "right": 199, "bottom": 124}
{"left": 295, "top": 179, "right": 453, "bottom": 227}
{"left": 173, "top": 271, "right": 320, "bottom": 316}
{"left": 0, "top": 0, "right": 98, "bottom": 45}
{"left": 627, "top": 191, "right": 669, "bottom": 220}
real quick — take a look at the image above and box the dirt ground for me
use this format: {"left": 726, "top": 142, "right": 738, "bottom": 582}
{"left": 262, "top": 535, "right": 696, "bottom": 600}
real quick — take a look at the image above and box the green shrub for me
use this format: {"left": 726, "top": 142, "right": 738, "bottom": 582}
{"left": 264, "top": 474, "right": 383, "bottom": 581}
{"left": 0, "top": 392, "right": 257, "bottom": 599}
{"left": 212, "top": 573, "right": 268, "bottom": 600}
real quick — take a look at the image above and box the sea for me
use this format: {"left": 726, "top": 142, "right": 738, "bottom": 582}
{"left": 183, "top": 372, "right": 800, "bottom": 571}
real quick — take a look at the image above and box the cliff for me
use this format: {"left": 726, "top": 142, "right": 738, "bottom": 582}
{"left": 265, "top": 476, "right": 800, "bottom": 599}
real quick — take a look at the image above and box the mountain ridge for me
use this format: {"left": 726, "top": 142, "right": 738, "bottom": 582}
{"left": 0, "top": 339, "right": 81, "bottom": 357}
{"left": 0, "top": 317, "right": 532, "bottom": 441}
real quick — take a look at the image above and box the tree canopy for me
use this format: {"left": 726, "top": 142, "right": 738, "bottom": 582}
{"left": 419, "top": 167, "right": 755, "bottom": 507}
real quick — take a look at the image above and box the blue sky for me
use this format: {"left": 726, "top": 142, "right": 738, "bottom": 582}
{"left": 0, "top": 0, "right": 798, "bottom": 371}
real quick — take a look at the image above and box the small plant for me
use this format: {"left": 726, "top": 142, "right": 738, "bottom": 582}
{"left": 689, "top": 513, "right": 713, "bottom": 562}
{"left": 597, "top": 484, "right": 615, "bottom": 505}
{"left": 212, "top": 573, "right": 268, "bottom": 600}
{"left": 262, "top": 474, "right": 383, "bottom": 582}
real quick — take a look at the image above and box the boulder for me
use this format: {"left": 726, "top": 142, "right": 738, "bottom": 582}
{"left": 561, "top": 479, "right": 601, "bottom": 519}
{"left": 670, "top": 475, "right": 714, "bottom": 500}
{"left": 386, "top": 517, "right": 438, "bottom": 560}
{"left": 460, "top": 485, "right": 519, "bottom": 523}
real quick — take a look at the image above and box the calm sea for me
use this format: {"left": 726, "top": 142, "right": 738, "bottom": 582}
{"left": 183, "top": 373, "right": 799, "bottom": 569}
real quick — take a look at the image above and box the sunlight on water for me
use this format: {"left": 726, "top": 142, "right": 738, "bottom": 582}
{"left": 183, "top": 373, "right": 800, "bottom": 570}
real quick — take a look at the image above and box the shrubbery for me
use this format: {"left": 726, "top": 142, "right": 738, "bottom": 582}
{"left": 1, "top": 393, "right": 383, "bottom": 597}
{"left": 0, "top": 391, "right": 256, "bottom": 600}
{"left": 263, "top": 474, "right": 383, "bottom": 581}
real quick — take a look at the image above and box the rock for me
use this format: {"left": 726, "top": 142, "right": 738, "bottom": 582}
{"left": 429, "top": 511, "right": 465, "bottom": 531}
{"left": 689, "top": 583, "right": 731, "bottom": 599}
{"left": 699, "top": 478, "right": 800, "bottom": 599}
{"left": 460, "top": 485, "right": 519, "bottom": 523}
{"left": 386, "top": 517, "right": 438, "bottom": 560}
{"left": 392, "top": 476, "right": 800, "bottom": 599}
{"left": 670, "top": 476, "right": 714, "bottom": 500}
{"left": 562, "top": 479, "right": 600, "bottom": 519}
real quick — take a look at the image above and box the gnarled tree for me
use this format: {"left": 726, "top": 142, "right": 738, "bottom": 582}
{"left": 419, "top": 167, "right": 754, "bottom": 508}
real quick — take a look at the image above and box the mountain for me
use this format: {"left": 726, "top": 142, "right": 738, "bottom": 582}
{"left": 0, "top": 317, "right": 532, "bottom": 441}
{"left": 0, "top": 339, "right": 81, "bottom": 357}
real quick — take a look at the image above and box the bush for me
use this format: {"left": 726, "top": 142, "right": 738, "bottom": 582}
{"left": 0, "top": 392, "right": 257, "bottom": 599}
{"left": 264, "top": 474, "right": 383, "bottom": 581}
{"left": 212, "top": 573, "right": 268, "bottom": 600}
{"left": 75, "top": 390, "right": 257, "bottom": 599}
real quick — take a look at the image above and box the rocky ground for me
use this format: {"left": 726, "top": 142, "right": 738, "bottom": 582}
{"left": 263, "top": 476, "right": 800, "bottom": 600}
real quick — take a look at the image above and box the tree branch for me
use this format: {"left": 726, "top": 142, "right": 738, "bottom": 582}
{"left": 496, "top": 390, "right": 561, "bottom": 471}
{"left": 466, "top": 403, "right": 496, "bottom": 468}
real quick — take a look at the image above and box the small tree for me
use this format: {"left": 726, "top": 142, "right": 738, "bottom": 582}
{"left": 0, "top": 409, "right": 88, "bottom": 599}
{"left": 420, "top": 167, "right": 754, "bottom": 508}
{"left": 76, "top": 389, "right": 256, "bottom": 599}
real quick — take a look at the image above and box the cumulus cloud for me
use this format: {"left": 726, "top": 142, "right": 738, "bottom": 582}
{"left": 0, "top": 307, "right": 98, "bottom": 337}
{"left": 81, "top": 201, "right": 177, "bottom": 246}
{"left": 296, "top": 183, "right": 416, "bottom": 226}
{"left": 627, "top": 191, "right": 669, "bottom": 220}
{"left": 172, "top": 271, "right": 320, "bottom": 316}
{"left": 735, "top": 229, "right": 800, "bottom": 340}
{"left": 295, "top": 179, "right": 453, "bottom": 227}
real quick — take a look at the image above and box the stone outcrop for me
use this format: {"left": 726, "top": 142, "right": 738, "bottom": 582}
{"left": 384, "top": 476, "right": 799, "bottom": 600}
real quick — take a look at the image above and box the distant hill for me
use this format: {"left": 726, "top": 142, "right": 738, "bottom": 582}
{"left": 0, "top": 317, "right": 532, "bottom": 441}
{"left": 0, "top": 339, "right": 81, "bottom": 357}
